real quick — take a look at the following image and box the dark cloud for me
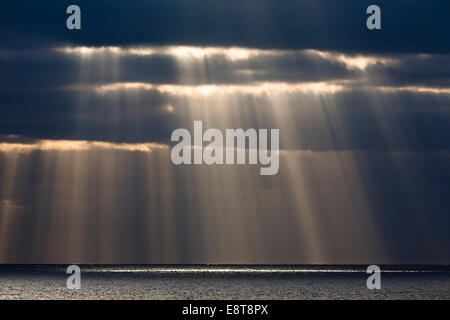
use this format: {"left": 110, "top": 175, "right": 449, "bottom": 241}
{"left": 1, "top": 0, "right": 449, "bottom": 53}
{"left": 366, "top": 54, "right": 450, "bottom": 88}
{"left": 1, "top": 83, "right": 450, "bottom": 150}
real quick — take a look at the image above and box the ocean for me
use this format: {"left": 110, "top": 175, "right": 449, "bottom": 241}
{"left": 0, "top": 265, "right": 449, "bottom": 300}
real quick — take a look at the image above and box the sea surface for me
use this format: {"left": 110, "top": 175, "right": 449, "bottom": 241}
{"left": 0, "top": 265, "right": 449, "bottom": 300}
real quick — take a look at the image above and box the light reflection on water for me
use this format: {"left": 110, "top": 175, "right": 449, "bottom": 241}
{"left": 0, "top": 265, "right": 449, "bottom": 300}
{"left": 86, "top": 267, "right": 443, "bottom": 274}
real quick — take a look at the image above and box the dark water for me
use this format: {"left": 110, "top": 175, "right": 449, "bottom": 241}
{"left": 0, "top": 265, "right": 449, "bottom": 300}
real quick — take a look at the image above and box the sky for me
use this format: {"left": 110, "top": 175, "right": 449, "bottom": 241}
{"left": 0, "top": 0, "right": 449, "bottom": 264}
